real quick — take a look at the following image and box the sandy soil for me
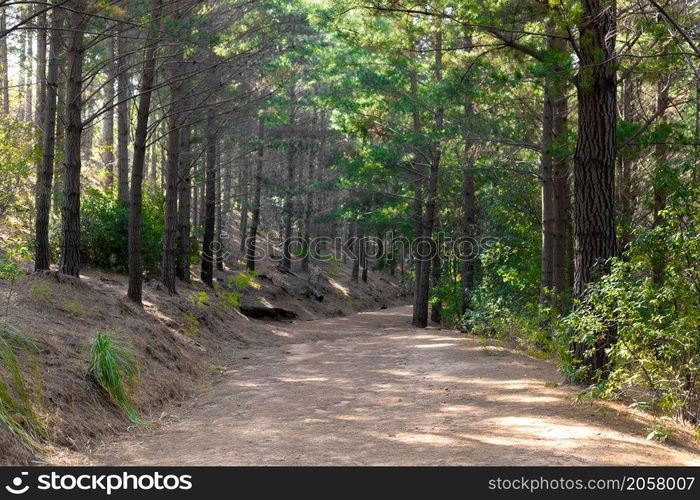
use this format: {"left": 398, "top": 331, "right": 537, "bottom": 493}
{"left": 68, "top": 306, "right": 700, "bottom": 466}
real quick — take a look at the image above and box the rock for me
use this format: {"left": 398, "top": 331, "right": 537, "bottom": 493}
{"left": 239, "top": 302, "right": 297, "bottom": 321}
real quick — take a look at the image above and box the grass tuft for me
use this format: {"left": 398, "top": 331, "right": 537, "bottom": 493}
{"left": 87, "top": 331, "right": 141, "bottom": 424}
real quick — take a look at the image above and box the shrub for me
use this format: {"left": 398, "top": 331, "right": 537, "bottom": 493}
{"left": 87, "top": 331, "right": 140, "bottom": 424}
{"left": 80, "top": 189, "right": 164, "bottom": 273}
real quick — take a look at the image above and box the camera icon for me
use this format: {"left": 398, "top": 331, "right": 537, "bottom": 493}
{"left": 5, "top": 472, "right": 29, "bottom": 494}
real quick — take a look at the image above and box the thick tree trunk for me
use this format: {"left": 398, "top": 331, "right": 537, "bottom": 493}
{"left": 34, "top": 7, "right": 61, "bottom": 271}
{"left": 245, "top": 117, "right": 264, "bottom": 272}
{"left": 127, "top": 0, "right": 163, "bottom": 303}
{"left": 116, "top": 31, "right": 130, "bottom": 206}
{"left": 571, "top": 0, "right": 618, "bottom": 377}
{"left": 59, "top": 3, "right": 87, "bottom": 277}
{"left": 201, "top": 107, "right": 217, "bottom": 287}
{"left": 162, "top": 42, "right": 183, "bottom": 295}
{"left": 102, "top": 36, "right": 116, "bottom": 190}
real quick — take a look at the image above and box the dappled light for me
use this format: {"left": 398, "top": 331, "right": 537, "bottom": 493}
{"left": 89, "top": 307, "right": 700, "bottom": 466}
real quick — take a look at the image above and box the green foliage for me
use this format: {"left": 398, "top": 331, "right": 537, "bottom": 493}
{"left": 228, "top": 270, "right": 260, "bottom": 291}
{"left": 188, "top": 290, "right": 210, "bottom": 308}
{"left": 79, "top": 189, "right": 164, "bottom": 273}
{"left": 646, "top": 423, "right": 677, "bottom": 443}
{"left": 0, "top": 117, "right": 36, "bottom": 220}
{"left": 87, "top": 331, "right": 141, "bottom": 424}
{"left": 563, "top": 243, "right": 700, "bottom": 421}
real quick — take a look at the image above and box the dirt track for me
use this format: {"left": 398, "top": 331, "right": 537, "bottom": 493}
{"left": 83, "top": 306, "right": 700, "bottom": 466}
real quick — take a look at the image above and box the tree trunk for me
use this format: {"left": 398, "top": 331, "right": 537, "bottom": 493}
{"left": 0, "top": 9, "right": 8, "bottom": 114}
{"left": 408, "top": 67, "right": 425, "bottom": 325}
{"left": 36, "top": 10, "right": 47, "bottom": 132}
{"left": 551, "top": 65, "right": 569, "bottom": 312}
{"left": 34, "top": 7, "right": 61, "bottom": 271}
{"left": 617, "top": 77, "right": 635, "bottom": 257}
{"left": 571, "top": 0, "right": 618, "bottom": 377}
{"left": 351, "top": 222, "right": 359, "bottom": 283}
{"left": 162, "top": 41, "right": 183, "bottom": 295}
{"left": 176, "top": 118, "right": 191, "bottom": 281}
{"left": 116, "top": 30, "right": 130, "bottom": 206}
{"left": 539, "top": 56, "right": 555, "bottom": 311}
{"left": 215, "top": 147, "right": 224, "bottom": 272}
{"left": 238, "top": 153, "right": 249, "bottom": 254}
{"left": 25, "top": 18, "right": 33, "bottom": 124}
{"left": 201, "top": 106, "right": 217, "bottom": 287}
{"left": 59, "top": 3, "right": 87, "bottom": 277}
{"left": 245, "top": 117, "right": 264, "bottom": 271}
{"left": 430, "top": 249, "right": 441, "bottom": 324}
{"left": 301, "top": 136, "right": 316, "bottom": 272}
{"left": 413, "top": 29, "right": 443, "bottom": 328}
{"left": 127, "top": 0, "right": 163, "bottom": 303}
{"left": 102, "top": 36, "right": 116, "bottom": 190}
{"left": 281, "top": 97, "right": 297, "bottom": 273}
{"left": 461, "top": 93, "right": 477, "bottom": 317}
{"left": 652, "top": 77, "right": 669, "bottom": 286}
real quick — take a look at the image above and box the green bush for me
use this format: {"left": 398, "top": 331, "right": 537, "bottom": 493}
{"left": 87, "top": 331, "right": 141, "bottom": 424}
{"left": 80, "top": 189, "right": 164, "bottom": 273}
{"left": 562, "top": 178, "right": 700, "bottom": 423}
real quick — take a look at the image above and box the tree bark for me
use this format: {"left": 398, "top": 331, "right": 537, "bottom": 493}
{"left": 238, "top": 152, "right": 249, "bottom": 254}
{"left": 571, "top": 0, "right": 618, "bottom": 377}
{"left": 127, "top": 0, "right": 163, "bottom": 303}
{"left": 162, "top": 40, "right": 183, "bottom": 295}
{"left": 245, "top": 117, "right": 264, "bottom": 272}
{"left": 281, "top": 92, "right": 297, "bottom": 273}
{"left": 413, "top": 28, "right": 443, "bottom": 328}
{"left": 34, "top": 6, "right": 61, "bottom": 271}
{"left": 58, "top": 2, "right": 87, "bottom": 277}
{"left": 116, "top": 30, "right": 130, "bottom": 206}
{"left": 176, "top": 117, "right": 191, "bottom": 281}
{"left": 539, "top": 61, "right": 556, "bottom": 311}
{"left": 102, "top": 36, "right": 116, "bottom": 190}
{"left": 36, "top": 10, "right": 47, "bottom": 132}
{"left": 652, "top": 77, "right": 670, "bottom": 286}
{"left": 0, "top": 9, "right": 9, "bottom": 114}
{"left": 461, "top": 93, "right": 477, "bottom": 317}
{"left": 201, "top": 106, "right": 217, "bottom": 287}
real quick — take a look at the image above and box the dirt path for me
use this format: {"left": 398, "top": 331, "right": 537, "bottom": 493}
{"left": 83, "top": 306, "right": 700, "bottom": 466}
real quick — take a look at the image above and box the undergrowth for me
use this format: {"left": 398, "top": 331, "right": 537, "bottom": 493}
{"left": 87, "top": 331, "right": 141, "bottom": 424}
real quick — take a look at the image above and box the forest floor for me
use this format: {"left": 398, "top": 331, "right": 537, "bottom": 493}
{"left": 0, "top": 226, "right": 405, "bottom": 464}
{"left": 54, "top": 305, "right": 700, "bottom": 466}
